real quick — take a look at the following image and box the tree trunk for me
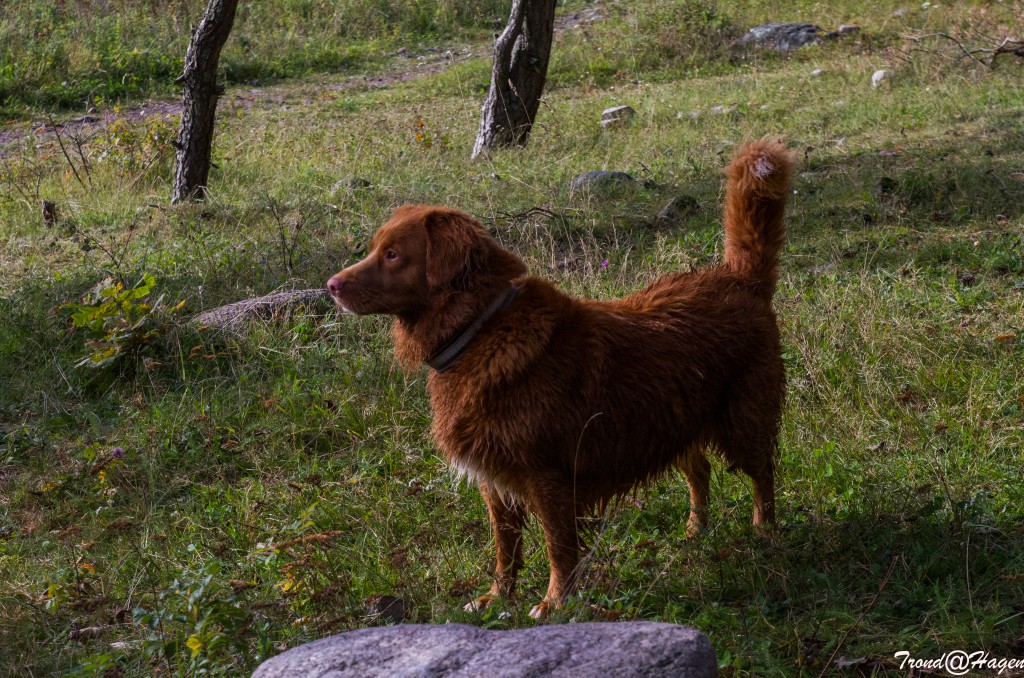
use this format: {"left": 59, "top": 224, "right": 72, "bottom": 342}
{"left": 171, "top": 0, "right": 239, "bottom": 203}
{"left": 471, "top": 0, "right": 556, "bottom": 159}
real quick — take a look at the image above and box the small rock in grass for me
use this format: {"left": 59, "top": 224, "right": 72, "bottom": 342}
{"left": 871, "top": 69, "right": 893, "bottom": 88}
{"left": 69, "top": 626, "right": 104, "bottom": 641}
{"left": 710, "top": 104, "right": 739, "bottom": 118}
{"left": 333, "top": 178, "right": 371, "bottom": 192}
{"left": 571, "top": 170, "right": 635, "bottom": 194}
{"left": 810, "top": 68, "right": 825, "bottom": 77}
{"left": 41, "top": 200, "right": 57, "bottom": 227}
{"left": 364, "top": 595, "right": 406, "bottom": 625}
{"left": 653, "top": 195, "right": 699, "bottom": 229}
{"left": 878, "top": 176, "right": 897, "bottom": 196}
{"left": 837, "top": 24, "right": 861, "bottom": 34}
{"left": 739, "top": 22, "right": 824, "bottom": 51}
{"left": 600, "top": 105, "right": 636, "bottom": 128}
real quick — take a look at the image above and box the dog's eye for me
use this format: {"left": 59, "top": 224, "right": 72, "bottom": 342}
{"left": 384, "top": 250, "right": 398, "bottom": 261}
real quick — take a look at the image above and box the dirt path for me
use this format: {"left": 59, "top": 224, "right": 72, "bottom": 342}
{"left": 0, "top": 45, "right": 474, "bottom": 158}
{"left": 0, "top": 3, "right": 609, "bottom": 159}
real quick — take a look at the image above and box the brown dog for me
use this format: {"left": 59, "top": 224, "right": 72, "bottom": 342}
{"left": 327, "top": 139, "right": 794, "bottom": 618}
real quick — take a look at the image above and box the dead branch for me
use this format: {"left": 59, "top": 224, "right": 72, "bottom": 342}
{"left": 47, "top": 115, "right": 92, "bottom": 189}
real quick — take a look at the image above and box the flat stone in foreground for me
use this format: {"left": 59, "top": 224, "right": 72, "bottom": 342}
{"left": 252, "top": 622, "right": 717, "bottom": 678}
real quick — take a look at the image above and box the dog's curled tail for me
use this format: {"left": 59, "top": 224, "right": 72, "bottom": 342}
{"left": 723, "top": 138, "right": 795, "bottom": 300}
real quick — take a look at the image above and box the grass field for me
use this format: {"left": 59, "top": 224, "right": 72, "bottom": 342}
{"left": 1, "top": 0, "right": 1023, "bottom": 675}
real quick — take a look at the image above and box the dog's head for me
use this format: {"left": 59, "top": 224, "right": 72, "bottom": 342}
{"left": 327, "top": 205, "right": 526, "bottom": 317}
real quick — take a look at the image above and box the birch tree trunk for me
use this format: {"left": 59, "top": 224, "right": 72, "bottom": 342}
{"left": 471, "top": 0, "right": 556, "bottom": 159}
{"left": 171, "top": 0, "right": 238, "bottom": 203}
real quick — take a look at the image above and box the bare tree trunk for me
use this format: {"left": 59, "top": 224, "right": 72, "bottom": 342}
{"left": 471, "top": 0, "right": 556, "bottom": 159}
{"left": 171, "top": 0, "right": 239, "bottom": 203}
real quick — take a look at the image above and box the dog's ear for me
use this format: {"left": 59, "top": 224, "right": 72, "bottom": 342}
{"left": 423, "top": 209, "right": 480, "bottom": 288}
{"left": 423, "top": 209, "right": 526, "bottom": 288}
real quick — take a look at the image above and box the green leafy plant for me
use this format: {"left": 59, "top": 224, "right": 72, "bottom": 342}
{"left": 63, "top": 274, "right": 183, "bottom": 369}
{"left": 133, "top": 561, "right": 251, "bottom": 674}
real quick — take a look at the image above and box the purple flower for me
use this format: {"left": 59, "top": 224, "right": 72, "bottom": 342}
{"left": 601, "top": 259, "right": 609, "bottom": 270}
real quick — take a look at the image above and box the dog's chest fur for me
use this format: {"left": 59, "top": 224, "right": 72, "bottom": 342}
{"left": 425, "top": 315, "right": 564, "bottom": 495}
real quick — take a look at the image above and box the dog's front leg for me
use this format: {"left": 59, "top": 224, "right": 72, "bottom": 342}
{"left": 465, "top": 479, "right": 527, "bottom": 612}
{"left": 528, "top": 478, "right": 581, "bottom": 619}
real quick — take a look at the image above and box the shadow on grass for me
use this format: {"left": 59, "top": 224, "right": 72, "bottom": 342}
{"left": 791, "top": 112, "right": 1024, "bottom": 268}
{"left": 567, "top": 479, "right": 1024, "bottom": 672}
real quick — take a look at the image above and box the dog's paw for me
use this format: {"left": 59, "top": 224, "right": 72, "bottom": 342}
{"left": 528, "top": 601, "right": 551, "bottom": 619}
{"left": 685, "top": 520, "right": 707, "bottom": 539}
{"left": 464, "top": 595, "right": 495, "bottom": 613}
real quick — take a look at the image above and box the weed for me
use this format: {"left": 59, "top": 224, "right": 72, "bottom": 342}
{"left": 133, "top": 561, "right": 253, "bottom": 674}
{"left": 62, "top": 274, "right": 184, "bottom": 370}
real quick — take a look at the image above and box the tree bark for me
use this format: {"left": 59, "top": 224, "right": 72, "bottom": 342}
{"left": 171, "top": 0, "right": 239, "bottom": 203}
{"left": 471, "top": 0, "right": 556, "bottom": 159}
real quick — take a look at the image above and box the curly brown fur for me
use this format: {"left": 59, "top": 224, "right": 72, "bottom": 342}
{"left": 327, "top": 139, "right": 796, "bottom": 617}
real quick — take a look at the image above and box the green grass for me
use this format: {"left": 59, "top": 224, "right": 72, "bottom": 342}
{"left": 0, "top": 0, "right": 509, "bottom": 119}
{"left": 1, "top": 0, "right": 1024, "bottom": 675}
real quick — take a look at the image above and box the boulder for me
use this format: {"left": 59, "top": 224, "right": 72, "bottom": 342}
{"left": 739, "top": 22, "right": 824, "bottom": 51}
{"left": 252, "top": 622, "right": 717, "bottom": 678}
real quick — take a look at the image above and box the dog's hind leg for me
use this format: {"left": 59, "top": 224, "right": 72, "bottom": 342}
{"left": 721, "top": 435, "right": 777, "bottom": 530}
{"left": 527, "top": 477, "right": 582, "bottom": 619}
{"left": 677, "top": 450, "right": 711, "bottom": 537}
{"left": 739, "top": 450, "right": 776, "bottom": 529}
{"left": 466, "top": 480, "right": 527, "bottom": 611}
{"left": 717, "top": 360, "right": 782, "bottom": 530}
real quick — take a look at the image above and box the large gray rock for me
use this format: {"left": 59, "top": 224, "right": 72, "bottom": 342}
{"left": 739, "top": 22, "right": 824, "bottom": 51}
{"left": 253, "top": 622, "right": 717, "bottom": 678}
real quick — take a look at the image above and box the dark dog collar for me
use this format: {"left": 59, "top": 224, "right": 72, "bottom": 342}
{"left": 427, "top": 284, "right": 520, "bottom": 372}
